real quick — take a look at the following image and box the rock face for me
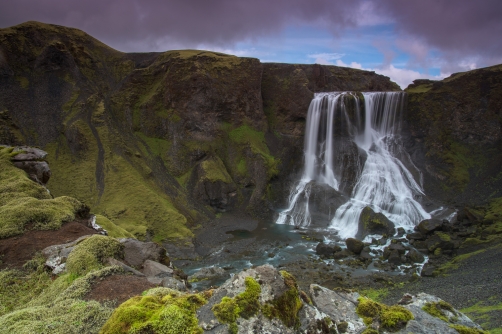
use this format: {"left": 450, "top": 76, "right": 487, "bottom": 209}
{"left": 9, "top": 146, "right": 51, "bottom": 185}
{"left": 0, "top": 21, "right": 401, "bottom": 245}
{"left": 404, "top": 65, "right": 502, "bottom": 205}
{"left": 357, "top": 206, "right": 396, "bottom": 239}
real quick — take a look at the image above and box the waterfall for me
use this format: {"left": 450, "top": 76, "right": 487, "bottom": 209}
{"left": 276, "top": 91, "right": 430, "bottom": 238}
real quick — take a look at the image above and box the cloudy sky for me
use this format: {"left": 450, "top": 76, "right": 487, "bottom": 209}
{"left": 1, "top": 0, "right": 501, "bottom": 88}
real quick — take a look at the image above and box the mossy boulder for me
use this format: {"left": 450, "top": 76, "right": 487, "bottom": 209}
{"left": 346, "top": 238, "right": 365, "bottom": 255}
{"left": 100, "top": 287, "right": 207, "bottom": 334}
{"left": 357, "top": 206, "right": 396, "bottom": 239}
{"left": 66, "top": 235, "right": 124, "bottom": 275}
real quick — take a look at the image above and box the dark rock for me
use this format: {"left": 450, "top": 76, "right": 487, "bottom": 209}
{"left": 333, "top": 249, "right": 352, "bottom": 260}
{"left": 421, "top": 263, "right": 436, "bottom": 277}
{"left": 315, "top": 242, "right": 341, "bottom": 257}
{"left": 388, "top": 250, "right": 402, "bottom": 265}
{"left": 425, "top": 232, "right": 454, "bottom": 253}
{"left": 120, "top": 238, "right": 169, "bottom": 269}
{"left": 345, "top": 238, "right": 364, "bottom": 255}
{"left": 9, "top": 146, "right": 52, "bottom": 185}
{"left": 389, "top": 243, "right": 407, "bottom": 255}
{"left": 359, "top": 246, "right": 373, "bottom": 260}
{"left": 356, "top": 206, "right": 396, "bottom": 239}
{"left": 416, "top": 219, "right": 443, "bottom": 235}
{"left": 407, "top": 248, "right": 425, "bottom": 263}
{"left": 142, "top": 259, "right": 174, "bottom": 277}
{"left": 397, "top": 227, "right": 406, "bottom": 236}
{"left": 406, "top": 232, "right": 425, "bottom": 241}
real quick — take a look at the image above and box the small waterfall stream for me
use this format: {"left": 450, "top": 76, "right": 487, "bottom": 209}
{"left": 276, "top": 91, "right": 430, "bottom": 239}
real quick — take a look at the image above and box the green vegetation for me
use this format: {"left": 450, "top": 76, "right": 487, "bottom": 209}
{"left": 422, "top": 301, "right": 457, "bottom": 322}
{"left": 201, "top": 157, "right": 233, "bottom": 183}
{"left": 212, "top": 276, "right": 261, "bottom": 334}
{"left": 261, "top": 271, "right": 303, "bottom": 328}
{"left": 434, "top": 249, "right": 486, "bottom": 275}
{"left": 462, "top": 301, "right": 502, "bottom": 333}
{"left": 0, "top": 256, "right": 122, "bottom": 334}
{"left": 450, "top": 324, "right": 489, "bottom": 334}
{"left": 0, "top": 146, "right": 87, "bottom": 239}
{"left": 228, "top": 125, "right": 280, "bottom": 179}
{"left": 100, "top": 287, "right": 207, "bottom": 334}
{"left": 0, "top": 196, "right": 86, "bottom": 239}
{"left": 66, "top": 235, "right": 124, "bottom": 276}
{"left": 356, "top": 297, "right": 414, "bottom": 331}
{"left": 94, "top": 215, "right": 135, "bottom": 238}
{"left": 359, "top": 288, "right": 389, "bottom": 303}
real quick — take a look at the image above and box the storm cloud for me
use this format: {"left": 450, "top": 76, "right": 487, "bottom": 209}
{"left": 0, "top": 0, "right": 501, "bottom": 74}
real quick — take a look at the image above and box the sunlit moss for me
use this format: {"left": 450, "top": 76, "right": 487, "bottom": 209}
{"left": 356, "top": 297, "right": 414, "bottom": 331}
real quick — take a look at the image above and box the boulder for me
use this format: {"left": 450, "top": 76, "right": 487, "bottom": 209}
{"left": 142, "top": 259, "right": 174, "bottom": 277}
{"left": 309, "top": 284, "right": 366, "bottom": 333}
{"left": 345, "top": 238, "right": 364, "bottom": 255}
{"left": 356, "top": 206, "right": 395, "bottom": 239}
{"left": 315, "top": 242, "right": 342, "bottom": 257}
{"left": 120, "top": 238, "right": 170, "bottom": 268}
{"left": 407, "top": 248, "right": 425, "bottom": 263}
{"left": 161, "top": 277, "right": 186, "bottom": 291}
{"left": 9, "top": 146, "right": 51, "bottom": 185}
{"left": 416, "top": 219, "right": 443, "bottom": 235}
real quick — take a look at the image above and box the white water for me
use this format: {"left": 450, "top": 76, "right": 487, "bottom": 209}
{"left": 276, "top": 91, "right": 430, "bottom": 238}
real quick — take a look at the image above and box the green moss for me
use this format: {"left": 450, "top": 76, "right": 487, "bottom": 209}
{"left": 0, "top": 263, "right": 122, "bottom": 334}
{"left": 461, "top": 301, "right": 502, "bottom": 332}
{"left": 201, "top": 157, "right": 233, "bottom": 183}
{"left": 422, "top": 301, "right": 457, "bottom": 322}
{"left": 0, "top": 196, "right": 87, "bottom": 239}
{"left": 262, "top": 271, "right": 303, "bottom": 328}
{"left": 228, "top": 125, "right": 280, "bottom": 179}
{"left": 236, "top": 158, "right": 247, "bottom": 177}
{"left": 15, "top": 76, "right": 29, "bottom": 89}
{"left": 361, "top": 328, "right": 379, "bottom": 334}
{"left": 436, "top": 231, "right": 452, "bottom": 242}
{"left": 94, "top": 215, "right": 135, "bottom": 238}
{"left": 212, "top": 276, "right": 261, "bottom": 333}
{"left": 66, "top": 235, "right": 124, "bottom": 276}
{"left": 434, "top": 249, "right": 486, "bottom": 275}
{"left": 450, "top": 324, "right": 489, "bottom": 334}
{"left": 100, "top": 288, "right": 206, "bottom": 334}
{"left": 360, "top": 288, "right": 389, "bottom": 303}
{"left": 357, "top": 297, "right": 414, "bottom": 331}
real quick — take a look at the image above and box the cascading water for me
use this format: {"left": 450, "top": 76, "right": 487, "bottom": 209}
{"left": 276, "top": 91, "right": 431, "bottom": 239}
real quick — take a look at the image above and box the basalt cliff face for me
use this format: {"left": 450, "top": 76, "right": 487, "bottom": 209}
{"left": 404, "top": 65, "right": 502, "bottom": 207}
{"left": 0, "top": 21, "right": 399, "bottom": 245}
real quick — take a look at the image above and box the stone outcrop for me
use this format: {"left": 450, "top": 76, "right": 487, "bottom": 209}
{"left": 357, "top": 206, "right": 396, "bottom": 239}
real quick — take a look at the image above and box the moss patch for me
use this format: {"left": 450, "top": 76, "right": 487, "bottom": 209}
{"left": 212, "top": 276, "right": 261, "bottom": 333}
{"left": 261, "top": 271, "right": 303, "bottom": 328}
{"left": 100, "top": 287, "right": 206, "bottom": 334}
{"left": 94, "top": 215, "right": 135, "bottom": 239}
{"left": 422, "top": 301, "right": 457, "bottom": 322}
{"left": 66, "top": 235, "right": 124, "bottom": 276}
{"left": 201, "top": 157, "right": 233, "bottom": 183}
{"left": 461, "top": 301, "right": 502, "bottom": 332}
{"left": 356, "top": 297, "right": 414, "bottom": 331}
{"left": 450, "top": 324, "right": 489, "bottom": 334}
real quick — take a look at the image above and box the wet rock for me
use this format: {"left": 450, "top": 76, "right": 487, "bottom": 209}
{"left": 359, "top": 246, "right": 373, "bottom": 260}
{"left": 425, "top": 232, "right": 454, "bottom": 253}
{"left": 406, "top": 232, "right": 425, "bottom": 241}
{"left": 356, "top": 206, "right": 396, "bottom": 239}
{"left": 189, "top": 266, "right": 228, "bottom": 282}
{"left": 416, "top": 219, "right": 443, "bottom": 235}
{"left": 397, "top": 227, "right": 406, "bottom": 236}
{"left": 333, "top": 249, "right": 352, "bottom": 260}
{"left": 142, "top": 259, "right": 174, "bottom": 277}
{"left": 345, "top": 238, "right": 364, "bottom": 255}
{"left": 119, "top": 238, "right": 170, "bottom": 269}
{"left": 315, "top": 242, "right": 341, "bottom": 257}
{"left": 388, "top": 250, "right": 402, "bottom": 265}
{"left": 407, "top": 248, "right": 425, "bottom": 263}
{"left": 388, "top": 243, "right": 407, "bottom": 255}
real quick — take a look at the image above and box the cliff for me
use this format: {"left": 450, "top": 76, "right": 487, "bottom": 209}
{"left": 0, "top": 21, "right": 399, "bottom": 245}
{"left": 404, "top": 65, "right": 502, "bottom": 208}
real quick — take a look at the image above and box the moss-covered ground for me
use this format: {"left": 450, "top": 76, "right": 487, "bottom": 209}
{"left": 356, "top": 297, "right": 414, "bottom": 331}
{"left": 100, "top": 287, "right": 207, "bottom": 334}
